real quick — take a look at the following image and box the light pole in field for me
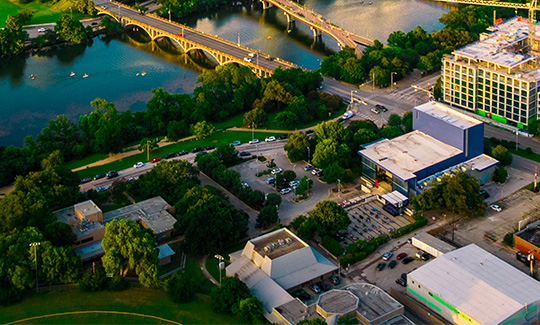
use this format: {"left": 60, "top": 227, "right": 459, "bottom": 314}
{"left": 214, "top": 254, "right": 225, "bottom": 286}
{"left": 29, "top": 242, "right": 41, "bottom": 292}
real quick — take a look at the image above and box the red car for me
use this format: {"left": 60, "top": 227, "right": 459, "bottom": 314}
{"left": 396, "top": 253, "right": 408, "bottom": 260}
{"left": 151, "top": 157, "right": 161, "bottom": 163}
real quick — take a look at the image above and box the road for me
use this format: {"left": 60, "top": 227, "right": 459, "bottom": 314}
{"left": 23, "top": 18, "right": 102, "bottom": 39}
{"left": 92, "top": 0, "right": 297, "bottom": 73}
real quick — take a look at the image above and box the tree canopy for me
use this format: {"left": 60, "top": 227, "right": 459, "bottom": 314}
{"left": 310, "top": 200, "right": 350, "bottom": 236}
{"left": 211, "top": 277, "right": 252, "bottom": 314}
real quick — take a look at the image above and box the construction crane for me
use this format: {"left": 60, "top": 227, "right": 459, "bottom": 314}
{"left": 436, "top": 0, "right": 539, "bottom": 54}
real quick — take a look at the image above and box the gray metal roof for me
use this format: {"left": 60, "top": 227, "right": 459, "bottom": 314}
{"left": 409, "top": 244, "right": 540, "bottom": 324}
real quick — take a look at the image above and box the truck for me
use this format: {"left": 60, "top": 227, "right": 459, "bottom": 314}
{"left": 411, "top": 232, "right": 455, "bottom": 258}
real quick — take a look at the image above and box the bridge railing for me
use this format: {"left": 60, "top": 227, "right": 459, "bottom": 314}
{"left": 104, "top": 0, "right": 302, "bottom": 70}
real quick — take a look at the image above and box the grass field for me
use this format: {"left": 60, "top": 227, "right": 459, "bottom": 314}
{"left": 75, "top": 130, "right": 286, "bottom": 179}
{"left": 64, "top": 153, "right": 109, "bottom": 170}
{"left": 0, "top": 0, "right": 82, "bottom": 28}
{"left": 0, "top": 284, "right": 240, "bottom": 324}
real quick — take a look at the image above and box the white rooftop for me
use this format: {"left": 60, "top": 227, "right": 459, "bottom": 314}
{"left": 413, "top": 232, "right": 455, "bottom": 255}
{"left": 454, "top": 17, "right": 537, "bottom": 69}
{"left": 415, "top": 102, "right": 481, "bottom": 129}
{"left": 360, "top": 130, "right": 463, "bottom": 181}
{"left": 409, "top": 244, "right": 540, "bottom": 325}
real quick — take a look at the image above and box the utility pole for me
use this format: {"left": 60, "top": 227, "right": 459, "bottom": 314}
{"left": 252, "top": 121, "right": 255, "bottom": 141}
{"left": 147, "top": 139, "right": 150, "bottom": 161}
{"left": 29, "top": 242, "right": 41, "bottom": 292}
{"left": 168, "top": 8, "right": 171, "bottom": 22}
{"left": 306, "top": 146, "right": 310, "bottom": 162}
{"left": 391, "top": 72, "right": 397, "bottom": 91}
{"left": 372, "top": 72, "right": 375, "bottom": 91}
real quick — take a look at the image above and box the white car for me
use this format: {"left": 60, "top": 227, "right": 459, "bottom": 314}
{"left": 343, "top": 111, "right": 354, "bottom": 119}
{"left": 280, "top": 188, "right": 292, "bottom": 195}
{"left": 265, "top": 136, "right": 276, "bottom": 142}
{"left": 490, "top": 204, "right": 502, "bottom": 212}
{"left": 243, "top": 57, "right": 252, "bottom": 63}
{"left": 271, "top": 167, "right": 283, "bottom": 175}
{"left": 37, "top": 28, "right": 47, "bottom": 32}
{"left": 134, "top": 162, "right": 144, "bottom": 168}
{"left": 101, "top": 5, "right": 107, "bottom": 9}
{"left": 289, "top": 180, "right": 300, "bottom": 188}
{"left": 249, "top": 139, "right": 259, "bottom": 144}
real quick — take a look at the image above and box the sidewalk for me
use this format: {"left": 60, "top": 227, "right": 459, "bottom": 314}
{"left": 200, "top": 255, "right": 219, "bottom": 286}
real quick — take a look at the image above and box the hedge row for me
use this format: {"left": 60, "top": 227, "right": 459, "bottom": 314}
{"left": 391, "top": 215, "right": 428, "bottom": 239}
{"left": 321, "top": 236, "right": 344, "bottom": 256}
{"left": 339, "top": 235, "right": 390, "bottom": 266}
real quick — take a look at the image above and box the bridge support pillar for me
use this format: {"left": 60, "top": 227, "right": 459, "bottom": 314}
{"left": 260, "top": 0, "right": 272, "bottom": 10}
{"left": 284, "top": 12, "right": 295, "bottom": 24}
{"left": 310, "top": 26, "right": 321, "bottom": 39}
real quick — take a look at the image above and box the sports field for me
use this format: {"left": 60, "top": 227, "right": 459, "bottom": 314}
{"left": 0, "top": 0, "right": 82, "bottom": 27}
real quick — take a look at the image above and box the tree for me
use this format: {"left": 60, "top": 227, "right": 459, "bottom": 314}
{"left": 166, "top": 271, "right": 198, "bottom": 303}
{"left": 433, "top": 76, "right": 443, "bottom": 100}
{"left": 284, "top": 132, "right": 310, "bottom": 162}
{"left": 256, "top": 205, "right": 279, "bottom": 228}
{"left": 40, "top": 243, "right": 82, "bottom": 284}
{"left": 295, "top": 176, "right": 313, "bottom": 196}
{"left": 402, "top": 111, "right": 413, "bottom": 132}
{"left": 211, "top": 277, "right": 251, "bottom": 314}
{"left": 297, "top": 318, "right": 328, "bottom": 325}
{"left": 491, "top": 145, "right": 512, "bottom": 166}
{"left": 387, "top": 114, "right": 402, "bottom": 128}
{"left": 236, "top": 297, "right": 265, "bottom": 324}
{"left": 79, "top": 267, "right": 109, "bottom": 292}
{"left": 313, "top": 139, "right": 352, "bottom": 169}
{"left": 283, "top": 170, "right": 296, "bottom": 182}
{"left": 265, "top": 193, "right": 282, "bottom": 207}
{"left": 138, "top": 138, "right": 159, "bottom": 159}
{"left": 243, "top": 107, "right": 267, "bottom": 127}
{"left": 493, "top": 165, "right": 508, "bottom": 183}
{"left": 310, "top": 200, "right": 350, "bottom": 236}
{"left": 42, "top": 222, "right": 77, "bottom": 247}
{"left": 0, "top": 15, "right": 27, "bottom": 56}
{"left": 101, "top": 219, "right": 159, "bottom": 288}
{"left": 275, "top": 111, "right": 298, "bottom": 129}
{"left": 321, "top": 162, "right": 344, "bottom": 184}
{"left": 191, "top": 121, "right": 215, "bottom": 140}
{"left": 215, "top": 144, "right": 238, "bottom": 166}
{"left": 55, "top": 15, "right": 87, "bottom": 44}
{"left": 77, "top": 0, "right": 88, "bottom": 13}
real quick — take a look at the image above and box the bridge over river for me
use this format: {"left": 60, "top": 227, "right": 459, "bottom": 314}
{"left": 94, "top": 0, "right": 300, "bottom": 77}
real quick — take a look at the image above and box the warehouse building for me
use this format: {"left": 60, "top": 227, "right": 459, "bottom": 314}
{"left": 514, "top": 219, "right": 540, "bottom": 261}
{"left": 359, "top": 102, "right": 498, "bottom": 197}
{"left": 408, "top": 244, "right": 540, "bottom": 325}
{"left": 442, "top": 17, "right": 540, "bottom": 129}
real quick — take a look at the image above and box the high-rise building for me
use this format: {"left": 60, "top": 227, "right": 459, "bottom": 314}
{"left": 442, "top": 17, "right": 539, "bottom": 129}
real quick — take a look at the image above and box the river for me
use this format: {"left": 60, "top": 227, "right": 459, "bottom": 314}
{"left": 0, "top": 0, "right": 452, "bottom": 147}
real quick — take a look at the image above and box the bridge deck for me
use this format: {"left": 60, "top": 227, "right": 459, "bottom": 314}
{"left": 94, "top": 0, "right": 299, "bottom": 75}
{"left": 263, "top": 0, "right": 374, "bottom": 56}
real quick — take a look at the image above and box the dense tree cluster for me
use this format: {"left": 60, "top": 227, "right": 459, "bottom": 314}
{"left": 321, "top": 6, "right": 492, "bottom": 85}
{"left": 412, "top": 171, "right": 486, "bottom": 216}
{"left": 157, "top": 0, "right": 234, "bottom": 19}
{"left": 211, "top": 277, "right": 264, "bottom": 323}
{"left": 0, "top": 13, "right": 29, "bottom": 56}
{"left": 290, "top": 200, "right": 350, "bottom": 239}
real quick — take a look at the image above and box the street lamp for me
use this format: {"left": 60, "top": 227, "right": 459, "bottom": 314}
{"left": 350, "top": 90, "right": 357, "bottom": 104}
{"left": 306, "top": 146, "right": 311, "bottom": 163}
{"left": 391, "top": 72, "right": 397, "bottom": 91}
{"left": 251, "top": 121, "right": 255, "bottom": 142}
{"left": 29, "top": 242, "right": 41, "bottom": 292}
{"left": 214, "top": 254, "right": 225, "bottom": 286}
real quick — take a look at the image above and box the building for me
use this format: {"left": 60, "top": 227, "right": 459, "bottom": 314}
{"left": 226, "top": 228, "right": 338, "bottom": 317}
{"left": 56, "top": 196, "right": 177, "bottom": 261}
{"left": 156, "top": 244, "right": 176, "bottom": 266}
{"left": 514, "top": 219, "right": 540, "bottom": 261}
{"left": 273, "top": 283, "right": 410, "bottom": 325}
{"left": 408, "top": 244, "right": 540, "bottom": 325}
{"left": 411, "top": 232, "right": 455, "bottom": 258}
{"left": 442, "top": 17, "right": 539, "bottom": 129}
{"left": 359, "top": 102, "right": 498, "bottom": 196}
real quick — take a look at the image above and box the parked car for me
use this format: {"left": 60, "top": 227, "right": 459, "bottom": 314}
{"left": 150, "top": 157, "right": 161, "bottom": 163}
{"left": 265, "top": 136, "right": 276, "bottom": 142}
{"left": 249, "top": 139, "right": 260, "bottom": 144}
{"left": 343, "top": 111, "right": 354, "bottom": 119}
{"left": 396, "top": 252, "right": 408, "bottom": 260}
{"left": 401, "top": 273, "right": 407, "bottom": 280}
{"left": 81, "top": 178, "right": 92, "bottom": 184}
{"left": 191, "top": 147, "right": 203, "bottom": 153}
{"left": 304, "top": 165, "right": 315, "bottom": 171}
{"left": 416, "top": 251, "right": 431, "bottom": 261}
{"left": 267, "top": 177, "right": 275, "bottom": 184}
{"left": 312, "top": 168, "right": 323, "bottom": 177}
{"left": 196, "top": 151, "right": 207, "bottom": 156}
{"left": 106, "top": 170, "right": 119, "bottom": 179}
{"left": 382, "top": 252, "right": 393, "bottom": 261}
{"left": 205, "top": 145, "right": 215, "bottom": 150}
{"left": 371, "top": 107, "right": 381, "bottom": 114}
{"left": 306, "top": 129, "right": 314, "bottom": 134}
{"left": 243, "top": 57, "right": 252, "bottom": 62}
{"left": 178, "top": 151, "right": 188, "bottom": 156}
{"left": 278, "top": 135, "right": 288, "bottom": 140}
{"left": 479, "top": 190, "right": 490, "bottom": 199}
{"left": 96, "top": 186, "right": 108, "bottom": 192}
{"left": 289, "top": 180, "right": 300, "bottom": 188}
{"left": 134, "top": 162, "right": 144, "bottom": 168}
{"left": 330, "top": 276, "right": 340, "bottom": 285}
{"left": 402, "top": 257, "right": 414, "bottom": 264}
{"left": 231, "top": 141, "right": 241, "bottom": 146}
{"left": 317, "top": 282, "right": 330, "bottom": 291}
{"left": 272, "top": 167, "right": 283, "bottom": 175}
{"left": 37, "top": 27, "right": 47, "bottom": 32}
{"left": 280, "top": 188, "right": 292, "bottom": 195}
{"left": 239, "top": 151, "right": 251, "bottom": 157}
{"left": 93, "top": 173, "right": 106, "bottom": 180}
{"left": 490, "top": 204, "right": 502, "bottom": 212}
{"left": 100, "top": 5, "right": 107, "bottom": 9}
{"left": 395, "top": 278, "right": 407, "bottom": 287}
{"left": 375, "top": 104, "right": 388, "bottom": 112}
{"left": 388, "top": 260, "right": 397, "bottom": 269}
{"left": 376, "top": 262, "right": 386, "bottom": 271}
{"left": 164, "top": 152, "right": 177, "bottom": 159}
{"left": 310, "top": 284, "right": 321, "bottom": 294}
{"left": 293, "top": 289, "right": 311, "bottom": 302}
{"left": 337, "top": 117, "right": 344, "bottom": 123}
{"left": 516, "top": 251, "right": 529, "bottom": 264}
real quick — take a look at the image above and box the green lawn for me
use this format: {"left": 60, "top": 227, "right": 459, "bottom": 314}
{"left": 511, "top": 148, "right": 540, "bottom": 164}
{"left": 75, "top": 130, "right": 286, "bottom": 179}
{"left": 213, "top": 114, "right": 245, "bottom": 130}
{"left": 64, "top": 153, "right": 109, "bottom": 170}
{"left": 0, "top": 0, "right": 83, "bottom": 28}
{"left": 0, "top": 284, "right": 240, "bottom": 324}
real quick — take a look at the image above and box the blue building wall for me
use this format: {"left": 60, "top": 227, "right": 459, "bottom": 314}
{"left": 413, "top": 107, "right": 484, "bottom": 159}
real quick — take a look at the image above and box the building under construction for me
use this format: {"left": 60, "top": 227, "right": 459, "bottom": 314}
{"left": 442, "top": 16, "right": 540, "bottom": 129}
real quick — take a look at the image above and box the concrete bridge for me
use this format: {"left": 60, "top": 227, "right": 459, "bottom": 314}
{"left": 93, "top": 0, "right": 300, "bottom": 77}
{"left": 259, "top": 0, "right": 374, "bottom": 57}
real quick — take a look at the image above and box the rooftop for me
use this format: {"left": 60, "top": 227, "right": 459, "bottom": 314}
{"left": 251, "top": 228, "right": 307, "bottom": 259}
{"left": 317, "top": 290, "right": 358, "bottom": 315}
{"left": 409, "top": 244, "right": 540, "bottom": 324}
{"left": 360, "top": 130, "right": 463, "bottom": 181}
{"left": 515, "top": 219, "right": 540, "bottom": 248}
{"left": 74, "top": 200, "right": 101, "bottom": 218}
{"left": 102, "top": 197, "right": 175, "bottom": 235}
{"left": 274, "top": 299, "right": 322, "bottom": 324}
{"left": 55, "top": 205, "right": 105, "bottom": 239}
{"left": 415, "top": 102, "right": 482, "bottom": 129}
{"left": 346, "top": 283, "right": 403, "bottom": 321}
{"left": 454, "top": 17, "right": 537, "bottom": 69}
{"left": 156, "top": 244, "right": 175, "bottom": 259}
{"left": 413, "top": 232, "right": 455, "bottom": 255}
{"left": 72, "top": 240, "right": 104, "bottom": 261}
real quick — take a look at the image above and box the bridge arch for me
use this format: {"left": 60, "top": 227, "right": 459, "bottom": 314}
{"left": 123, "top": 22, "right": 154, "bottom": 39}
{"left": 96, "top": 11, "right": 120, "bottom": 23}
{"left": 150, "top": 35, "right": 187, "bottom": 52}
